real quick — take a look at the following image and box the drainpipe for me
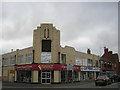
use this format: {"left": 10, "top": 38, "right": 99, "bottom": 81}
{"left": 32, "top": 50, "right": 35, "bottom": 64}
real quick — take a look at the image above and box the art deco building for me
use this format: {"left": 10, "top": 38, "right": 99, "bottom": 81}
{"left": 2, "top": 24, "right": 100, "bottom": 84}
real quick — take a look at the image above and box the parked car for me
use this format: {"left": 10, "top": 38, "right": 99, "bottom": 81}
{"left": 107, "top": 74, "right": 120, "bottom": 83}
{"left": 118, "top": 75, "right": 120, "bottom": 82}
{"left": 95, "top": 75, "right": 112, "bottom": 86}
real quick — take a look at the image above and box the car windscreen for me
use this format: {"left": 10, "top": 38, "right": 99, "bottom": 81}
{"left": 97, "top": 76, "right": 106, "bottom": 79}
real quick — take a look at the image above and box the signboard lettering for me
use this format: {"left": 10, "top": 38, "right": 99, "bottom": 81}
{"left": 81, "top": 66, "right": 100, "bottom": 71}
{"left": 16, "top": 64, "right": 81, "bottom": 71}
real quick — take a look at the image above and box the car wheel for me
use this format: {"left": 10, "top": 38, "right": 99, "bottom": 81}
{"left": 110, "top": 81, "right": 112, "bottom": 84}
{"left": 109, "top": 81, "right": 112, "bottom": 84}
{"left": 95, "top": 83, "right": 98, "bottom": 86}
{"left": 111, "top": 79, "right": 114, "bottom": 83}
{"left": 118, "top": 79, "right": 120, "bottom": 82}
{"left": 106, "top": 82, "right": 108, "bottom": 85}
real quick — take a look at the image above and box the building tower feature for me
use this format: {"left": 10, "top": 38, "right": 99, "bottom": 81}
{"left": 33, "top": 24, "right": 60, "bottom": 64}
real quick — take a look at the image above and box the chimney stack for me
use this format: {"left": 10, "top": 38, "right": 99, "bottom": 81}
{"left": 11, "top": 49, "right": 13, "bottom": 52}
{"left": 109, "top": 51, "right": 112, "bottom": 54}
{"left": 87, "top": 48, "right": 91, "bottom": 54}
{"left": 104, "top": 47, "right": 108, "bottom": 54}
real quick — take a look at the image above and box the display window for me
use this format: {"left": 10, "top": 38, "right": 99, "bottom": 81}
{"left": 17, "top": 70, "right": 31, "bottom": 83}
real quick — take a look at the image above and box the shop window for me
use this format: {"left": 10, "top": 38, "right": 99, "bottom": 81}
{"left": 17, "top": 70, "right": 31, "bottom": 83}
{"left": 18, "top": 55, "right": 24, "bottom": 65}
{"left": 81, "top": 72, "right": 86, "bottom": 80}
{"left": 61, "top": 54, "right": 66, "bottom": 64}
{"left": 26, "top": 53, "right": 33, "bottom": 64}
{"left": 61, "top": 71, "right": 66, "bottom": 82}
{"left": 88, "top": 72, "right": 93, "bottom": 79}
{"left": 74, "top": 71, "right": 78, "bottom": 81}
{"left": 67, "top": 70, "right": 72, "bottom": 82}
{"left": 42, "top": 40, "right": 51, "bottom": 52}
{"left": 10, "top": 56, "right": 15, "bottom": 65}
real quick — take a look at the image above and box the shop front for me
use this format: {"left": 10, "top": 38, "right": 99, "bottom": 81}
{"left": 17, "top": 70, "right": 31, "bottom": 83}
{"left": 61, "top": 65, "right": 80, "bottom": 83}
{"left": 15, "top": 64, "right": 81, "bottom": 84}
{"left": 80, "top": 66, "right": 100, "bottom": 80}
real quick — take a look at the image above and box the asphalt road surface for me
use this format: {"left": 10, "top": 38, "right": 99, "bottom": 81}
{"left": 59, "top": 82, "right": 119, "bottom": 88}
{"left": 2, "top": 81, "right": 120, "bottom": 88}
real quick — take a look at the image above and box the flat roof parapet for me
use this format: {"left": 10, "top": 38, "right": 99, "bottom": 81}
{"left": 41, "top": 23, "right": 53, "bottom": 27}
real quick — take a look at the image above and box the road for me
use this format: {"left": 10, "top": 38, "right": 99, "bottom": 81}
{"left": 58, "top": 82, "right": 119, "bottom": 88}
{"left": 2, "top": 81, "right": 120, "bottom": 88}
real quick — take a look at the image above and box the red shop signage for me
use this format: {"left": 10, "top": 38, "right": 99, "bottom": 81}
{"left": 15, "top": 64, "right": 80, "bottom": 71}
{"left": 33, "top": 64, "right": 54, "bottom": 70}
{"left": 15, "top": 65, "right": 33, "bottom": 69}
{"left": 73, "top": 66, "right": 81, "bottom": 71}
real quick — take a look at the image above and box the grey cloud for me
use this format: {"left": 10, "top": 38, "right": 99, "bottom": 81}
{"left": 1, "top": 2, "right": 118, "bottom": 56}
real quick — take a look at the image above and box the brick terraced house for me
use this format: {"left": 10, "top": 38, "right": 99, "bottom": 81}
{"left": 100, "top": 47, "right": 119, "bottom": 75}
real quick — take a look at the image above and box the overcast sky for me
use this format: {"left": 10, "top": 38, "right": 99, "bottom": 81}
{"left": 1, "top": 2, "right": 118, "bottom": 56}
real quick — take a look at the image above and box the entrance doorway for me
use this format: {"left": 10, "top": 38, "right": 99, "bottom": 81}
{"left": 41, "top": 71, "right": 51, "bottom": 84}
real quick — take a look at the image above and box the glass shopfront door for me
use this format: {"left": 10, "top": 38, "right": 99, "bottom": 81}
{"left": 41, "top": 71, "right": 51, "bottom": 84}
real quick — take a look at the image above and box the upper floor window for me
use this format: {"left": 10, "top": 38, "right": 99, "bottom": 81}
{"left": 75, "top": 56, "right": 83, "bottom": 66}
{"left": 44, "top": 27, "right": 50, "bottom": 38}
{"left": 47, "top": 29, "right": 49, "bottom": 38}
{"left": 18, "top": 55, "right": 24, "bottom": 65}
{"left": 10, "top": 56, "right": 15, "bottom": 65}
{"left": 26, "top": 53, "right": 33, "bottom": 64}
{"left": 88, "top": 59, "right": 93, "bottom": 66}
{"left": 61, "top": 54, "right": 66, "bottom": 64}
{"left": 44, "top": 29, "right": 46, "bottom": 38}
{"left": 42, "top": 40, "right": 51, "bottom": 52}
{"left": 82, "top": 58, "right": 88, "bottom": 66}
{"left": 3, "top": 58, "right": 8, "bottom": 66}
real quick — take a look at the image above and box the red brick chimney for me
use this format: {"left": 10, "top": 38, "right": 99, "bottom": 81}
{"left": 104, "top": 47, "right": 108, "bottom": 54}
{"left": 87, "top": 49, "right": 91, "bottom": 54}
{"left": 109, "top": 51, "right": 112, "bottom": 54}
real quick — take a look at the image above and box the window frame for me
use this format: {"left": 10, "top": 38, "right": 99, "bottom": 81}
{"left": 3, "top": 58, "right": 8, "bottom": 66}
{"left": 26, "top": 53, "right": 33, "bottom": 64}
{"left": 61, "top": 54, "right": 66, "bottom": 64}
{"left": 18, "top": 55, "right": 24, "bottom": 65}
{"left": 10, "top": 56, "right": 16, "bottom": 65}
